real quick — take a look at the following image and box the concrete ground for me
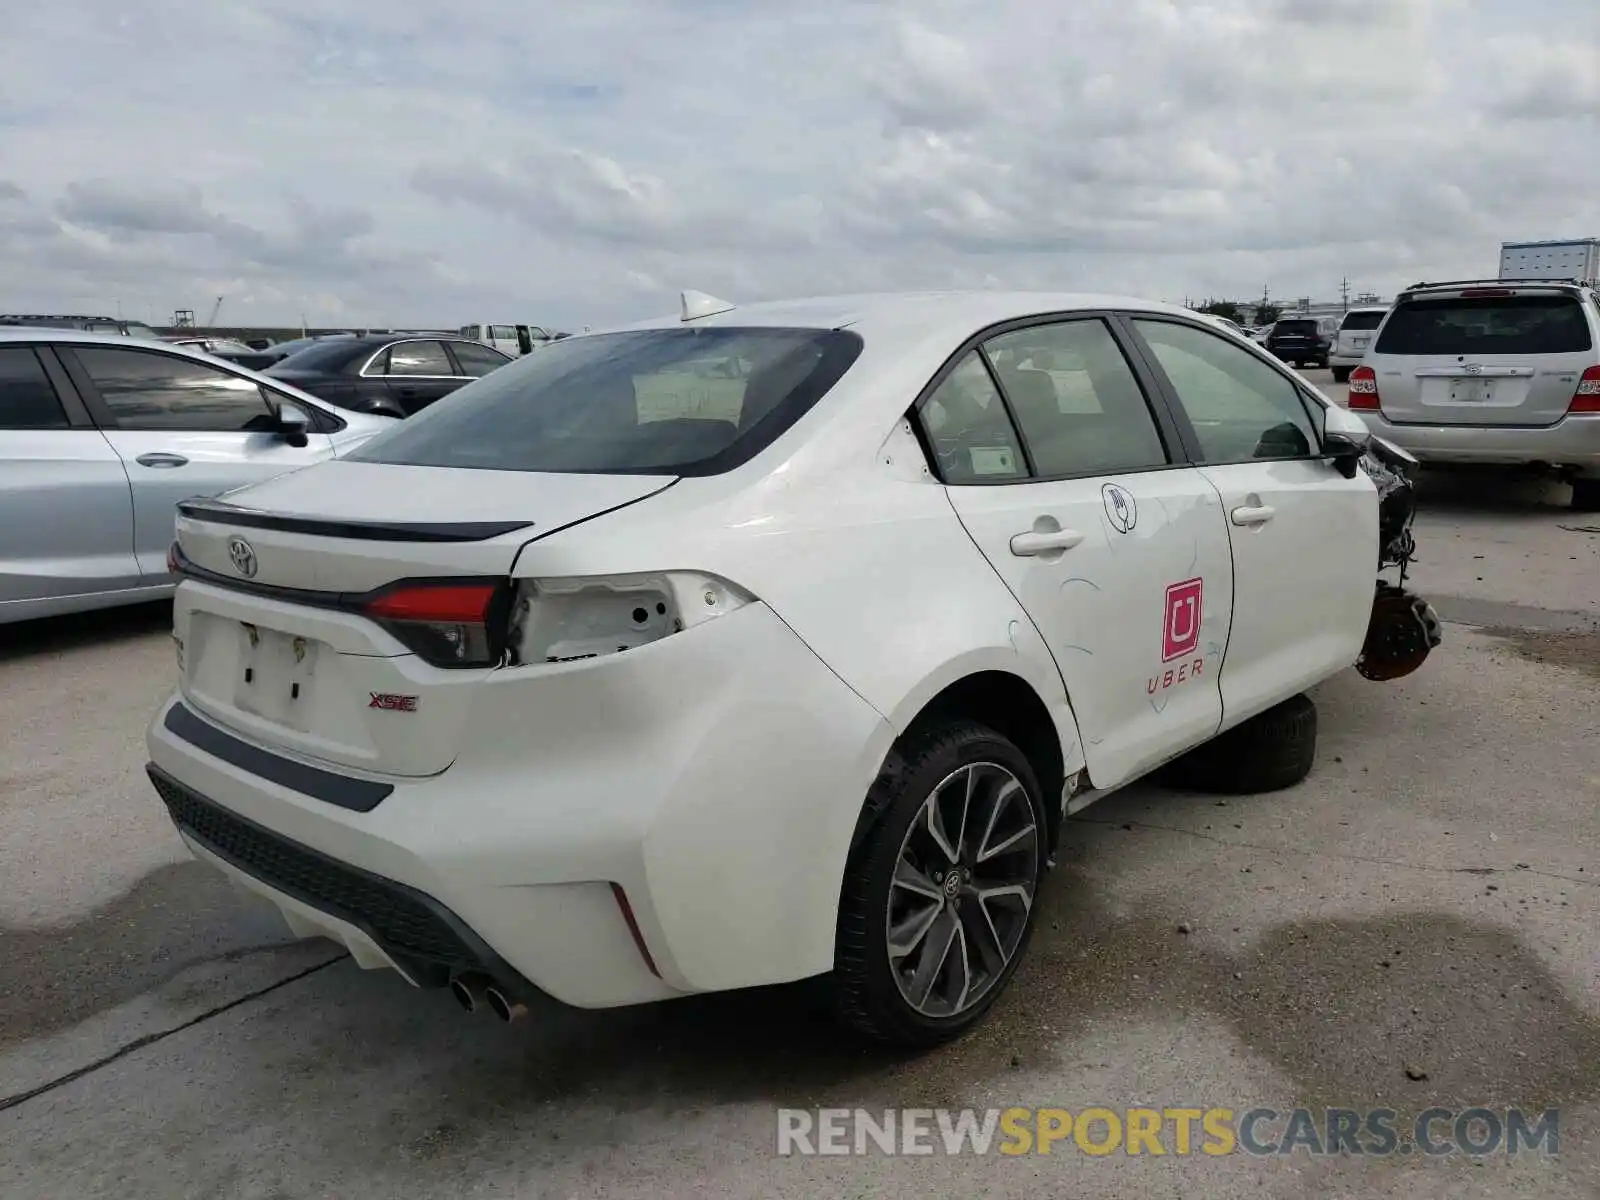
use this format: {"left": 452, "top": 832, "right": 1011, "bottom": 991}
{"left": 3, "top": 373, "right": 1597, "bottom": 1197}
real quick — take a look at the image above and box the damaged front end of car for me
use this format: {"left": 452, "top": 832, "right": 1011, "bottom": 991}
{"left": 1356, "top": 436, "right": 1442, "bottom": 680}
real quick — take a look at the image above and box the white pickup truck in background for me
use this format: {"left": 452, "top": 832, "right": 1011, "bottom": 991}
{"left": 458, "top": 323, "right": 567, "bottom": 356}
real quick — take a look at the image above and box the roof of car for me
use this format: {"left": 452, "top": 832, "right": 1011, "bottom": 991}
{"left": 0, "top": 327, "right": 208, "bottom": 351}
{"left": 607, "top": 291, "right": 1204, "bottom": 339}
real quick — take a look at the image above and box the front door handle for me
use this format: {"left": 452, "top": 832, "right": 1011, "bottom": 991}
{"left": 135, "top": 452, "right": 189, "bottom": 468}
{"left": 1231, "top": 504, "right": 1275, "bottom": 526}
{"left": 1010, "top": 528, "right": 1085, "bottom": 556}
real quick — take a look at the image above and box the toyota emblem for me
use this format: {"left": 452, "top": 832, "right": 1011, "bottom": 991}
{"left": 227, "top": 536, "right": 258, "bottom": 578}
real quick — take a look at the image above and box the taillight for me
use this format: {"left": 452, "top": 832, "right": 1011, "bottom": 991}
{"left": 1461, "top": 288, "right": 1514, "bottom": 297}
{"left": 1348, "top": 365, "right": 1380, "bottom": 411}
{"left": 166, "top": 541, "right": 180, "bottom": 574}
{"left": 363, "top": 580, "right": 510, "bottom": 668}
{"left": 1570, "top": 366, "right": 1600, "bottom": 414}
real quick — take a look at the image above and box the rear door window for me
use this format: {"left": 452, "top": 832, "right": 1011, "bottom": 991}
{"left": 979, "top": 319, "right": 1169, "bottom": 477}
{"left": 1374, "top": 295, "right": 1593, "bottom": 355}
{"left": 348, "top": 327, "right": 863, "bottom": 475}
{"left": 73, "top": 347, "right": 276, "bottom": 432}
{"left": 0, "top": 346, "right": 70, "bottom": 429}
{"left": 386, "top": 341, "right": 454, "bottom": 376}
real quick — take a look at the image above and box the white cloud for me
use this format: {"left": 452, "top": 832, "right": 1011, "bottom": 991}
{"left": 0, "top": 0, "right": 1595, "bottom": 328}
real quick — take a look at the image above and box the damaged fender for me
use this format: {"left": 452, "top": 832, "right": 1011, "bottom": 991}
{"left": 1356, "top": 436, "right": 1442, "bottom": 680}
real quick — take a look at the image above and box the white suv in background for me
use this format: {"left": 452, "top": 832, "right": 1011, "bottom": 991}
{"left": 1350, "top": 279, "right": 1600, "bottom": 510}
{"left": 1328, "top": 306, "right": 1388, "bottom": 384}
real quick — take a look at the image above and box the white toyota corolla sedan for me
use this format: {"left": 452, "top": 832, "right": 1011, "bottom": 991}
{"left": 145, "top": 290, "right": 1439, "bottom": 1045}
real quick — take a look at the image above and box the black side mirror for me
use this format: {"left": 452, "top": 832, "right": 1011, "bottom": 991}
{"left": 276, "top": 403, "right": 312, "bottom": 447}
{"left": 1322, "top": 430, "right": 1367, "bottom": 479}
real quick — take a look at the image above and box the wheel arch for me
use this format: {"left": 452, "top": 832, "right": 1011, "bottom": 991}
{"left": 851, "top": 658, "right": 1084, "bottom": 865}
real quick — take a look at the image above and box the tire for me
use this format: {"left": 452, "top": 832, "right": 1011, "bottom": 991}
{"left": 1571, "top": 479, "right": 1600, "bottom": 512}
{"left": 832, "top": 720, "right": 1048, "bottom": 1047}
{"left": 1158, "top": 693, "right": 1317, "bottom": 795}
{"left": 1330, "top": 366, "right": 1351, "bottom": 384}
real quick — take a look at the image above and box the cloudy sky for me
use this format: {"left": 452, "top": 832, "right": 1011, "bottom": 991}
{"left": 1, "top": 0, "right": 1596, "bottom": 330}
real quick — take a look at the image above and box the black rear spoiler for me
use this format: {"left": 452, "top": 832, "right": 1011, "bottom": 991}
{"left": 175, "top": 499, "right": 533, "bottom": 543}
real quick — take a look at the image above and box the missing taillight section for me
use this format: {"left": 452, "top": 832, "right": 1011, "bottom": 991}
{"left": 508, "top": 572, "right": 754, "bottom": 666}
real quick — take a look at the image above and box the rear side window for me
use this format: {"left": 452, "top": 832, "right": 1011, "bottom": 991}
{"left": 489, "top": 325, "right": 516, "bottom": 340}
{"left": 0, "top": 347, "right": 69, "bottom": 429}
{"left": 919, "top": 351, "right": 1028, "bottom": 484}
{"left": 1374, "top": 295, "right": 1593, "bottom": 355}
{"left": 1340, "top": 310, "right": 1385, "bottom": 331}
{"left": 348, "top": 327, "right": 864, "bottom": 475}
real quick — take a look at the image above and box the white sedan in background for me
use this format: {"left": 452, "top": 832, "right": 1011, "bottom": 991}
{"left": 145, "top": 290, "right": 1439, "bottom": 1047}
{"left": 0, "top": 330, "right": 394, "bottom": 624}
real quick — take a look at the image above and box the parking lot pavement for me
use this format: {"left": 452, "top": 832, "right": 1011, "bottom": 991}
{"left": 4, "top": 477, "right": 1598, "bottom": 1198}
{"left": 1301, "top": 365, "right": 1350, "bottom": 408}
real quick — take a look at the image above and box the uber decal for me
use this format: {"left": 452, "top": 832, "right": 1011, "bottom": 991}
{"left": 1150, "top": 578, "right": 1205, "bottom": 696}
{"left": 1162, "top": 578, "right": 1203, "bottom": 661}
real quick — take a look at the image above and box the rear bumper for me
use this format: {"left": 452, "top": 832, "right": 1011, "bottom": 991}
{"left": 1268, "top": 345, "right": 1327, "bottom": 362}
{"left": 1354, "top": 411, "right": 1600, "bottom": 472}
{"left": 1329, "top": 350, "right": 1366, "bottom": 368}
{"left": 146, "top": 601, "right": 895, "bottom": 1008}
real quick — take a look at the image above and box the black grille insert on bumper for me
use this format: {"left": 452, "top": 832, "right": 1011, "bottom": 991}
{"left": 149, "top": 765, "right": 507, "bottom": 986}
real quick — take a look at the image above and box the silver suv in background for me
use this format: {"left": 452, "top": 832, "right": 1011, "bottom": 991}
{"left": 1349, "top": 279, "right": 1600, "bottom": 511}
{"left": 1328, "top": 306, "right": 1388, "bottom": 383}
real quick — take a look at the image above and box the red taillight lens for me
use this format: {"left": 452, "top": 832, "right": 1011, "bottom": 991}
{"left": 166, "top": 541, "right": 180, "bottom": 574}
{"left": 1347, "top": 365, "right": 1380, "bottom": 411}
{"left": 1460, "top": 288, "right": 1514, "bottom": 297}
{"left": 1570, "top": 366, "right": 1600, "bottom": 414}
{"left": 363, "top": 580, "right": 507, "bottom": 667}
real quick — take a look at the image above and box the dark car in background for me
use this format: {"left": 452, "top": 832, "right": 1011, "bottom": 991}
{"left": 1265, "top": 317, "right": 1332, "bottom": 369}
{"left": 262, "top": 334, "right": 513, "bottom": 417}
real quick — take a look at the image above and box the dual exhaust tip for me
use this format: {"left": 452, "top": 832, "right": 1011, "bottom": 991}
{"left": 450, "top": 973, "right": 527, "bottom": 1023}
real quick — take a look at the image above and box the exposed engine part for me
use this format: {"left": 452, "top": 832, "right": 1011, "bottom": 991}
{"left": 1357, "top": 584, "right": 1443, "bottom": 681}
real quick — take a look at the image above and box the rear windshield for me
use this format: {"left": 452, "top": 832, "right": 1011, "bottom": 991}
{"left": 347, "top": 327, "right": 865, "bottom": 476}
{"left": 268, "top": 340, "right": 367, "bottom": 372}
{"left": 1340, "top": 310, "right": 1386, "bottom": 331}
{"left": 1275, "top": 320, "right": 1318, "bottom": 335}
{"left": 1373, "top": 295, "right": 1592, "bottom": 355}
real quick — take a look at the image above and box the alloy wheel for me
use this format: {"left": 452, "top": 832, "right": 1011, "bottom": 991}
{"left": 884, "top": 762, "right": 1040, "bottom": 1019}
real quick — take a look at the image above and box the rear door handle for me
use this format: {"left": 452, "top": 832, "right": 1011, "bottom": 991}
{"left": 1231, "top": 504, "right": 1275, "bottom": 526}
{"left": 135, "top": 452, "right": 189, "bottom": 468}
{"left": 1010, "top": 529, "right": 1085, "bottom": 556}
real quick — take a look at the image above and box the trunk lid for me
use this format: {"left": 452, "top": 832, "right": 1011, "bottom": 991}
{"left": 1366, "top": 289, "right": 1594, "bottom": 427}
{"left": 170, "top": 460, "right": 673, "bottom": 777}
